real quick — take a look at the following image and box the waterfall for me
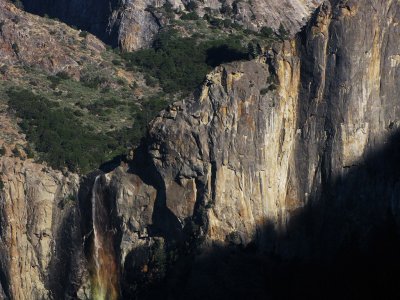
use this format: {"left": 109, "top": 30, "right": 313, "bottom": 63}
{"left": 90, "top": 175, "right": 119, "bottom": 300}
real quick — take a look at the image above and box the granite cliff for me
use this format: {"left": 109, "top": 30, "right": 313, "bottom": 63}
{"left": 103, "top": 0, "right": 400, "bottom": 297}
{"left": 0, "top": 0, "right": 399, "bottom": 299}
{"left": 112, "top": 0, "right": 400, "bottom": 257}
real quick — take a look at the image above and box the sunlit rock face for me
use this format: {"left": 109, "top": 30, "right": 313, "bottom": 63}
{"left": 142, "top": 52, "right": 301, "bottom": 246}
{"left": 97, "top": 2, "right": 400, "bottom": 295}
{"left": 124, "top": 0, "right": 400, "bottom": 256}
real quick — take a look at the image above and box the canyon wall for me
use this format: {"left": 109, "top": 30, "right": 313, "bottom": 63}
{"left": 83, "top": 0, "right": 400, "bottom": 297}
{"left": 119, "top": 0, "right": 400, "bottom": 255}
{"left": 0, "top": 0, "right": 399, "bottom": 298}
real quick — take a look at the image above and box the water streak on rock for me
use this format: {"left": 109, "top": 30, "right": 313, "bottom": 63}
{"left": 90, "top": 175, "right": 119, "bottom": 300}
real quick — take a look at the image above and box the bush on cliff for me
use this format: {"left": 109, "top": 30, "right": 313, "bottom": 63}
{"left": 122, "top": 30, "right": 248, "bottom": 94}
{"left": 6, "top": 88, "right": 121, "bottom": 173}
{"left": 5, "top": 87, "right": 170, "bottom": 173}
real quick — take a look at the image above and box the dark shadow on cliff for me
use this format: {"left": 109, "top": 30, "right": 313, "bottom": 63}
{"left": 127, "top": 142, "right": 184, "bottom": 241}
{"left": 47, "top": 205, "right": 85, "bottom": 299}
{"left": 128, "top": 129, "right": 400, "bottom": 300}
{"left": 206, "top": 45, "right": 248, "bottom": 68}
{"left": 20, "top": 0, "right": 121, "bottom": 47}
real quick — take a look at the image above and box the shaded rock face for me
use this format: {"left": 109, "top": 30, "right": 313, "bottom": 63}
{"left": 19, "top": 0, "right": 322, "bottom": 51}
{"left": 20, "top": 0, "right": 121, "bottom": 46}
{"left": 19, "top": 0, "right": 159, "bottom": 49}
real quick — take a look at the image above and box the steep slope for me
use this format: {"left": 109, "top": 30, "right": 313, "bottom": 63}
{"left": 0, "top": 0, "right": 166, "bottom": 173}
{"left": 0, "top": 0, "right": 106, "bottom": 75}
{"left": 19, "top": 0, "right": 323, "bottom": 50}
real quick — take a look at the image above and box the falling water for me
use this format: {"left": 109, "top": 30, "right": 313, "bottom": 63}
{"left": 90, "top": 175, "right": 119, "bottom": 300}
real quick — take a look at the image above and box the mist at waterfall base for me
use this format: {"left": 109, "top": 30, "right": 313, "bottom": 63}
{"left": 90, "top": 176, "right": 119, "bottom": 300}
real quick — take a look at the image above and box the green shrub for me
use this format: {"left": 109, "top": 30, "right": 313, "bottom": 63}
{"left": 79, "top": 31, "right": 89, "bottom": 38}
{"left": 260, "top": 26, "right": 274, "bottom": 38}
{"left": 47, "top": 75, "right": 62, "bottom": 88}
{"left": 112, "top": 59, "right": 122, "bottom": 66}
{"left": 116, "top": 78, "right": 126, "bottom": 86}
{"left": 222, "top": 19, "right": 232, "bottom": 28}
{"left": 0, "top": 65, "right": 8, "bottom": 75}
{"left": 58, "top": 193, "right": 76, "bottom": 209}
{"left": 80, "top": 66, "right": 108, "bottom": 88}
{"left": 209, "top": 18, "right": 223, "bottom": 27}
{"left": 278, "top": 23, "right": 290, "bottom": 40}
{"left": 268, "top": 84, "right": 277, "bottom": 91}
{"left": 12, "top": 147, "right": 22, "bottom": 158}
{"left": 185, "top": 1, "right": 198, "bottom": 11}
{"left": 24, "top": 144, "right": 35, "bottom": 159}
{"left": 144, "top": 74, "right": 157, "bottom": 87}
{"left": 180, "top": 12, "right": 199, "bottom": 20}
{"left": 12, "top": 43, "right": 19, "bottom": 55}
{"left": 260, "top": 87, "right": 269, "bottom": 95}
{"left": 56, "top": 71, "right": 70, "bottom": 80}
{"left": 220, "top": 4, "right": 233, "bottom": 15}
{"left": 122, "top": 30, "right": 247, "bottom": 94}
{"left": 6, "top": 88, "right": 121, "bottom": 173}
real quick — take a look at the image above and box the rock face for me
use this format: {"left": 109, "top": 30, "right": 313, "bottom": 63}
{"left": 19, "top": 0, "right": 323, "bottom": 51}
{"left": 0, "top": 1, "right": 110, "bottom": 77}
{"left": 74, "top": 0, "right": 400, "bottom": 297}
{"left": 96, "top": 2, "right": 400, "bottom": 297}
{"left": 1, "top": 0, "right": 400, "bottom": 299}
{"left": 0, "top": 112, "right": 84, "bottom": 300}
{"left": 121, "top": 0, "right": 400, "bottom": 256}
{"left": 0, "top": 157, "right": 82, "bottom": 300}
{"left": 143, "top": 55, "right": 300, "bottom": 245}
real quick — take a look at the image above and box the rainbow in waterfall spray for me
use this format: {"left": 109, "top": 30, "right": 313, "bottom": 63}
{"left": 90, "top": 176, "right": 119, "bottom": 300}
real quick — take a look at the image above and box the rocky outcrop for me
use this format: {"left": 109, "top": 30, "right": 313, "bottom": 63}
{"left": 19, "top": 0, "right": 323, "bottom": 51}
{"left": 70, "top": 1, "right": 400, "bottom": 297}
{"left": 0, "top": 112, "right": 84, "bottom": 299}
{"left": 114, "top": 0, "right": 400, "bottom": 271}
{"left": 0, "top": 1, "right": 109, "bottom": 77}
{"left": 141, "top": 51, "right": 301, "bottom": 246}
{"left": 0, "top": 157, "right": 82, "bottom": 300}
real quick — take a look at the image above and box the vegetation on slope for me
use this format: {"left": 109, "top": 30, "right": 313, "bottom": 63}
{"left": 122, "top": 30, "right": 248, "bottom": 94}
{"left": 121, "top": 8, "right": 288, "bottom": 95}
{"left": 7, "top": 88, "right": 116, "bottom": 173}
{"left": 1, "top": 7, "right": 285, "bottom": 174}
